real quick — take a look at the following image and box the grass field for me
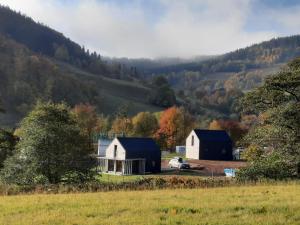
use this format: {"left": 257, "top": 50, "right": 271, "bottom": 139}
{"left": 0, "top": 183, "right": 299, "bottom": 225}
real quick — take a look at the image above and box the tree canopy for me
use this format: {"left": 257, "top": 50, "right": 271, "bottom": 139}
{"left": 155, "top": 106, "right": 194, "bottom": 150}
{"left": 132, "top": 112, "right": 158, "bottom": 137}
{"left": 1, "top": 102, "right": 95, "bottom": 185}
{"left": 239, "top": 57, "right": 300, "bottom": 177}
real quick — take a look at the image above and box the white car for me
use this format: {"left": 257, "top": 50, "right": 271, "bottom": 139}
{"left": 168, "top": 157, "right": 190, "bottom": 169}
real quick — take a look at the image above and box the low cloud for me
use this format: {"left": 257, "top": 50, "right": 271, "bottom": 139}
{"left": 0, "top": 0, "right": 298, "bottom": 58}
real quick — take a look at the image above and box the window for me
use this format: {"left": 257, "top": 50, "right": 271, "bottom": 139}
{"left": 191, "top": 135, "right": 194, "bottom": 146}
{"left": 114, "top": 145, "right": 117, "bottom": 158}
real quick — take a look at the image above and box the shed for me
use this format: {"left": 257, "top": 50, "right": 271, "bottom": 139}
{"left": 186, "top": 129, "right": 233, "bottom": 160}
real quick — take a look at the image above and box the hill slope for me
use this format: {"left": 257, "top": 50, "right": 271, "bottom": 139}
{"left": 138, "top": 35, "right": 300, "bottom": 118}
{"left": 0, "top": 5, "right": 140, "bottom": 80}
{"left": 0, "top": 34, "right": 161, "bottom": 127}
{"left": 148, "top": 35, "right": 300, "bottom": 76}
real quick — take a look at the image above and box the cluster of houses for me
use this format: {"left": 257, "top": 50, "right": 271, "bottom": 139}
{"left": 97, "top": 129, "right": 233, "bottom": 175}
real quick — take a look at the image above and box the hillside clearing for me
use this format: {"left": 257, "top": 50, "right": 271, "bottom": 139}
{"left": 0, "top": 183, "right": 299, "bottom": 225}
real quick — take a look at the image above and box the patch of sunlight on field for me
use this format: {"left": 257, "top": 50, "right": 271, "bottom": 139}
{"left": 0, "top": 183, "right": 299, "bottom": 225}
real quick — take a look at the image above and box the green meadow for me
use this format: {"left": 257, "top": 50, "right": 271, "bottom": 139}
{"left": 0, "top": 183, "right": 299, "bottom": 225}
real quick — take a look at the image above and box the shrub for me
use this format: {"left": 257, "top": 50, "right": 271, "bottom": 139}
{"left": 236, "top": 152, "right": 296, "bottom": 181}
{"left": 242, "top": 144, "right": 264, "bottom": 162}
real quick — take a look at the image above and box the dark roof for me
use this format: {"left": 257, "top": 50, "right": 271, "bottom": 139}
{"left": 117, "top": 137, "right": 160, "bottom": 159}
{"left": 193, "top": 129, "right": 232, "bottom": 142}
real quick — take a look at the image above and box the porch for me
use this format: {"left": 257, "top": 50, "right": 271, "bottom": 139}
{"left": 97, "top": 157, "right": 146, "bottom": 175}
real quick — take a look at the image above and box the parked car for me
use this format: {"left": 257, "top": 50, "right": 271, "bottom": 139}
{"left": 168, "top": 157, "right": 190, "bottom": 169}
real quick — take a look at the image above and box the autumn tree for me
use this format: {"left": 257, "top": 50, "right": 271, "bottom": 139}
{"left": 132, "top": 112, "right": 158, "bottom": 137}
{"left": 95, "top": 114, "right": 111, "bottom": 134}
{"left": 209, "top": 119, "right": 247, "bottom": 144}
{"left": 110, "top": 117, "right": 133, "bottom": 136}
{"left": 72, "top": 103, "right": 98, "bottom": 148}
{"left": 155, "top": 107, "right": 194, "bottom": 151}
{"left": 208, "top": 120, "right": 222, "bottom": 130}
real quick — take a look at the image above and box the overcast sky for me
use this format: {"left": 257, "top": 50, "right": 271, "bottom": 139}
{"left": 1, "top": 0, "right": 300, "bottom": 58}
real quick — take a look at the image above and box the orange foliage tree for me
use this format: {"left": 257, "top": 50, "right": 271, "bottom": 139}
{"left": 208, "top": 120, "right": 222, "bottom": 130}
{"left": 155, "top": 106, "right": 194, "bottom": 151}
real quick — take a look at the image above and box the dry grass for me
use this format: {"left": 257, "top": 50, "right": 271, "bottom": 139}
{"left": 0, "top": 183, "right": 299, "bottom": 225}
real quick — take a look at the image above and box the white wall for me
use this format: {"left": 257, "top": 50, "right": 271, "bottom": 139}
{"left": 185, "top": 130, "right": 200, "bottom": 159}
{"left": 105, "top": 138, "right": 126, "bottom": 160}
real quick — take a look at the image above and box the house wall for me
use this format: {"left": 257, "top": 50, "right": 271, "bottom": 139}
{"left": 200, "top": 141, "right": 233, "bottom": 160}
{"left": 145, "top": 151, "right": 161, "bottom": 173}
{"left": 185, "top": 130, "right": 200, "bottom": 159}
{"left": 105, "top": 138, "right": 126, "bottom": 160}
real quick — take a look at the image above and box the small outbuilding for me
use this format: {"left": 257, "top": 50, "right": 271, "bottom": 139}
{"left": 186, "top": 129, "right": 233, "bottom": 160}
{"left": 98, "top": 137, "right": 161, "bottom": 175}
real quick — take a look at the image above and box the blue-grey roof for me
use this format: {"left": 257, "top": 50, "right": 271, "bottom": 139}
{"left": 193, "top": 129, "right": 232, "bottom": 142}
{"left": 117, "top": 137, "right": 160, "bottom": 159}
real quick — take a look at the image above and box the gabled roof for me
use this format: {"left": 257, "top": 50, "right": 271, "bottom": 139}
{"left": 117, "top": 137, "right": 160, "bottom": 159}
{"left": 193, "top": 129, "right": 232, "bottom": 142}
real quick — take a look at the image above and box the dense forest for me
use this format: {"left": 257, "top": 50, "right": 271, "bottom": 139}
{"left": 0, "top": 5, "right": 139, "bottom": 80}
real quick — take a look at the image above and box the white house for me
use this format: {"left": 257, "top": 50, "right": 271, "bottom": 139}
{"left": 98, "top": 137, "right": 161, "bottom": 175}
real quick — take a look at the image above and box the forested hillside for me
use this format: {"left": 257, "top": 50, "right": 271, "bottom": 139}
{"left": 147, "top": 35, "right": 300, "bottom": 75}
{"left": 0, "top": 34, "right": 161, "bottom": 127}
{"left": 0, "top": 6, "right": 168, "bottom": 127}
{"left": 0, "top": 5, "right": 138, "bottom": 80}
{"left": 140, "top": 35, "right": 300, "bottom": 119}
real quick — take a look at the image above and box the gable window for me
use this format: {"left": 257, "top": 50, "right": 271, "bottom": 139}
{"left": 114, "top": 145, "right": 117, "bottom": 158}
{"left": 191, "top": 135, "right": 194, "bottom": 146}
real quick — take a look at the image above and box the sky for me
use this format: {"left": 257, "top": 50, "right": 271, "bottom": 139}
{"left": 1, "top": 0, "right": 300, "bottom": 58}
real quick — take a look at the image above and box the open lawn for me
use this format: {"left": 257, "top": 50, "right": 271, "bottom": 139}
{"left": 0, "top": 183, "right": 299, "bottom": 225}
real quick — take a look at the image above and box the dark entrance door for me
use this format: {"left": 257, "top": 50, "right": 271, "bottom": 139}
{"left": 132, "top": 160, "right": 139, "bottom": 174}
{"left": 116, "top": 160, "right": 122, "bottom": 172}
{"left": 108, "top": 160, "right": 114, "bottom": 172}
